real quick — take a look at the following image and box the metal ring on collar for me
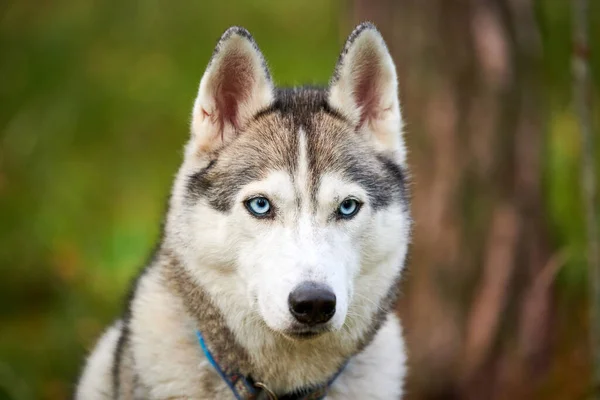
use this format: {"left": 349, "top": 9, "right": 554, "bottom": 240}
{"left": 254, "top": 382, "right": 278, "bottom": 400}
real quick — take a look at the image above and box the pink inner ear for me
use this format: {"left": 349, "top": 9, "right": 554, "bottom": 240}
{"left": 353, "top": 56, "right": 381, "bottom": 126}
{"left": 216, "top": 54, "right": 254, "bottom": 130}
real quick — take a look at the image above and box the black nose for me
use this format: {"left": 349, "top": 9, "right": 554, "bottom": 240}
{"left": 288, "top": 282, "right": 336, "bottom": 326}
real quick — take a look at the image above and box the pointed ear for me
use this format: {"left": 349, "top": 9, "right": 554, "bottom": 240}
{"left": 191, "top": 27, "right": 274, "bottom": 155}
{"left": 329, "top": 23, "right": 404, "bottom": 155}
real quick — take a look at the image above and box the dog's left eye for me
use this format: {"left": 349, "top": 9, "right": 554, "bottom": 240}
{"left": 245, "top": 197, "right": 272, "bottom": 217}
{"left": 337, "top": 198, "right": 361, "bottom": 219}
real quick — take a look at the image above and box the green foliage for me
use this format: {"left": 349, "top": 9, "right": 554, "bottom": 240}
{"left": 537, "top": 0, "right": 600, "bottom": 290}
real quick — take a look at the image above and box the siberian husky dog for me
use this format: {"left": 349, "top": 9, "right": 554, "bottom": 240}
{"left": 76, "top": 22, "right": 411, "bottom": 400}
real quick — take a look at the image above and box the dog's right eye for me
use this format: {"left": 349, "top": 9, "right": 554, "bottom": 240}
{"left": 244, "top": 197, "right": 272, "bottom": 218}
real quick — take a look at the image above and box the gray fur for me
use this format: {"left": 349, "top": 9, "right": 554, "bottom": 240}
{"left": 186, "top": 87, "right": 407, "bottom": 213}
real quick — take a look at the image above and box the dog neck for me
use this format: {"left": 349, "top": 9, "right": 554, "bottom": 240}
{"left": 162, "top": 250, "right": 256, "bottom": 376}
{"left": 160, "top": 248, "right": 400, "bottom": 393}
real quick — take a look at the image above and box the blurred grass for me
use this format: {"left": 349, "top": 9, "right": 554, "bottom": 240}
{"left": 538, "top": 0, "right": 600, "bottom": 291}
{"left": 0, "top": 1, "right": 598, "bottom": 399}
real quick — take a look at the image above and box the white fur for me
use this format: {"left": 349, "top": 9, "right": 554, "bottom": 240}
{"left": 76, "top": 321, "right": 122, "bottom": 400}
{"left": 128, "top": 267, "right": 209, "bottom": 398}
{"left": 77, "top": 24, "right": 410, "bottom": 400}
{"left": 157, "top": 142, "right": 410, "bottom": 395}
{"left": 77, "top": 268, "right": 406, "bottom": 399}
{"left": 329, "top": 314, "right": 407, "bottom": 399}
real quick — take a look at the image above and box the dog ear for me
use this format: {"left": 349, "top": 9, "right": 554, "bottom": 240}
{"left": 191, "top": 27, "right": 274, "bottom": 155}
{"left": 329, "top": 23, "right": 404, "bottom": 156}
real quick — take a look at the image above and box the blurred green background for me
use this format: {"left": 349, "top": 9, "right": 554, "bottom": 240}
{"left": 0, "top": 1, "right": 598, "bottom": 399}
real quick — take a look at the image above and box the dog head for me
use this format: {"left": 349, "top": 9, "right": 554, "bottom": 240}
{"left": 167, "top": 24, "right": 410, "bottom": 341}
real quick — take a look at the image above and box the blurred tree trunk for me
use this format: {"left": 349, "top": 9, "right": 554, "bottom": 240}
{"left": 348, "top": 0, "right": 553, "bottom": 398}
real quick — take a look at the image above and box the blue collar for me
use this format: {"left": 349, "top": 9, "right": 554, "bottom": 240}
{"left": 196, "top": 330, "right": 346, "bottom": 400}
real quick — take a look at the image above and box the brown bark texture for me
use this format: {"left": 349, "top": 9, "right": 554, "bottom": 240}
{"left": 348, "top": 1, "right": 566, "bottom": 398}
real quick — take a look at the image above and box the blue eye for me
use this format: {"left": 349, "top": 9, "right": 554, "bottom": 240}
{"left": 245, "top": 197, "right": 272, "bottom": 217}
{"left": 337, "top": 198, "right": 361, "bottom": 218}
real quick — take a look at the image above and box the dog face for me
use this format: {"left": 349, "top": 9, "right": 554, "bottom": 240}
{"left": 167, "top": 24, "right": 410, "bottom": 340}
